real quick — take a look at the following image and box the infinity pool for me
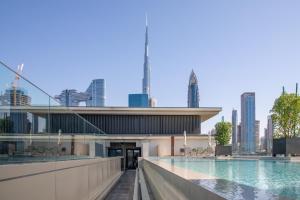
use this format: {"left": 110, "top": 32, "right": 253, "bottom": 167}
{"left": 157, "top": 157, "right": 300, "bottom": 200}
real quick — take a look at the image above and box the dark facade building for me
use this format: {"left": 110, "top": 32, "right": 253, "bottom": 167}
{"left": 28, "top": 107, "right": 219, "bottom": 135}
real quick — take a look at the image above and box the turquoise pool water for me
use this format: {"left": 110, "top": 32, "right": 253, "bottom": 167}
{"left": 158, "top": 157, "right": 300, "bottom": 200}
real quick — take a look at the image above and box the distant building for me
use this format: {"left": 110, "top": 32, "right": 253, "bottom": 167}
{"left": 187, "top": 70, "right": 200, "bottom": 108}
{"left": 255, "top": 120, "right": 260, "bottom": 152}
{"left": 149, "top": 97, "right": 157, "bottom": 107}
{"left": 55, "top": 79, "right": 105, "bottom": 107}
{"left": 128, "top": 94, "right": 149, "bottom": 107}
{"left": 55, "top": 89, "right": 89, "bottom": 107}
{"left": 266, "top": 115, "right": 273, "bottom": 154}
{"left": 142, "top": 15, "right": 150, "bottom": 96}
{"left": 0, "top": 88, "right": 31, "bottom": 106}
{"left": 263, "top": 128, "right": 268, "bottom": 151}
{"left": 241, "top": 92, "right": 256, "bottom": 153}
{"left": 237, "top": 123, "right": 241, "bottom": 151}
{"left": 232, "top": 109, "right": 238, "bottom": 153}
{"left": 86, "top": 79, "right": 105, "bottom": 107}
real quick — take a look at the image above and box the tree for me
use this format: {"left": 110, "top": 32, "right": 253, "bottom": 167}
{"left": 215, "top": 121, "right": 231, "bottom": 145}
{"left": 271, "top": 93, "right": 300, "bottom": 138}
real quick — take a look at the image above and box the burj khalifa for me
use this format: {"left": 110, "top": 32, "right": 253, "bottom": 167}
{"left": 142, "top": 15, "right": 150, "bottom": 96}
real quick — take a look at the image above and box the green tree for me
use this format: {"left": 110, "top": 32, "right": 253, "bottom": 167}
{"left": 215, "top": 121, "right": 231, "bottom": 145}
{"left": 271, "top": 93, "right": 300, "bottom": 138}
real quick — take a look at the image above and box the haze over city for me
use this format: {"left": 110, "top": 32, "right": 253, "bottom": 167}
{"left": 1, "top": 1, "right": 300, "bottom": 134}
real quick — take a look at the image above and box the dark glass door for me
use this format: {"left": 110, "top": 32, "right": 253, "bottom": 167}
{"left": 126, "top": 148, "right": 141, "bottom": 169}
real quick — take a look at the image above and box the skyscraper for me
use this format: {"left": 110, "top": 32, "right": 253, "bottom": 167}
{"left": 142, "top": 15, "right": 150, "bottom": 96}
{"left": 266, "top": 115, "right": 273, "bottom": 154}
{"left": 55, "top": 89, "right": 90, "bottom": 107}
{"left": 187, "top": 70, "right": 200, "bottom": 108}
{"left": 86, "top": 79, "right": 105, "bottom": 107}
{"left": 0, "top": 88, "right": 31, "bottom": 106}
{"left": 263, "top": 128, "right": 268, "bottom": 151}
{"left": 241, "top": 92, "right": 256, "bottom": 153}
{"left": 255, "top": 120, "right": 260, "bottom": 152}
{"left": 237, "top": 122, "right": 241, "bottom": 151}
{"left": 232, "top": 109, "right": 238, "bottom": 153}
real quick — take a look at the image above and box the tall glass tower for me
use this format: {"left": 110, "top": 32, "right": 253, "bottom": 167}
{"left": 232, "top": 109, "right": 238, "bottom": 153}
{"left": 187, "top": 70, "right": 199, "bottom": 108}
{"left": 241, "top": 92, "right": 256, "bottom": 153}
{"left": 86, "top": 79, "right": 105, "bottom": 107}
{"left": 142, "top": 15, "right": 150, "bottom": 96}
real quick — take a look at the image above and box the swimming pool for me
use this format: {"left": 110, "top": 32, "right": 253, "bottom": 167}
{"left": 156, "top": 157, "right": 300, "bottom": 200}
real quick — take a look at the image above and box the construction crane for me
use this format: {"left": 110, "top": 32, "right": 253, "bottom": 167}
{"left": 12, "top": 64, "right": 24, "bottom": 106}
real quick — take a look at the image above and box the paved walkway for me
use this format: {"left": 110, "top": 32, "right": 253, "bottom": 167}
{"left": 104, "top": 170, "right": 136, "bottom": 200}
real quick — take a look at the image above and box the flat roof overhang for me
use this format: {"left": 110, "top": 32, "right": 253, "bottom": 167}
{"left": 1, "top": 106, "right": 222, "bottom": 123}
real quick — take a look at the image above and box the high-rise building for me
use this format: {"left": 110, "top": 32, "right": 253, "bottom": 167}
{"left": 241, "top": 92, "right": 256, "bottom": 153}
{"left": 263, "top": 128, "right": 268, "bottom": 151}
{"left": 255, "top": 120, "right": 260, "bottom": 152}
{"left": 187, "top": 70, "right": 200, "bottom": 108}
{"left": 0, "top": 88, "right": 31, "bottom": 106}
{"left": 128, "top": 94, "right": 149, "bottom": 108}
{"left": 232, "top": 109, "right": 238, "bottom": 153}
{"left": 266, "top": 115, "right": 273, "bottom": 154}
{"left": 86, "top": 79, "right": 105, "bottom": 107}
{"left": 142, "top": 15, "right": 150, "bottom": 96}
{"left": 237, "top": 123, "right": 241, "bottom": 151}
{"left": 55, "top": 79, "right": 105, "bottom": 107}
{"left": 129, "top": 15, "right": 152, "bottom": 108}
{"left": 55, "top": 89, "right": 89, "bottom": 107}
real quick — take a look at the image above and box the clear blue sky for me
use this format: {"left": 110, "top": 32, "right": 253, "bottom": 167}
{"left": 1, "top": 1, "right": 300, "bottom": 135}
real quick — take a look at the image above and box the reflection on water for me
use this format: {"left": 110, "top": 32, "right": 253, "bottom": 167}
{"left": 191, "top": 179, "right": 291, "bottom": 200}
{"left": 159, "top": 158, "right": 300, "bottom": 200}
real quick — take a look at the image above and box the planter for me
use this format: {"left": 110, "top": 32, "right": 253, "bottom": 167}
{"left": 215, "top": 145, "right": 232, "bottom": 156}
{"left": 273, "top": 137, "right": 300, "bottom": 157}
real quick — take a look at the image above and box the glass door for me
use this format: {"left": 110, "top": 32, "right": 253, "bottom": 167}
{"left": 126, "top": 148, "right": 141, "bottom": 169}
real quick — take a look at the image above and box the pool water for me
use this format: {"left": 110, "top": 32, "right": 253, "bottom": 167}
{"left": 159, "top": 158, "right": 300, "bottom": 200}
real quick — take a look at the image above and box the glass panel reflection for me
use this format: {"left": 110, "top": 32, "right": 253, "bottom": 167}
{"left": 0, "top": 61, "right": 105, "bottom": 164}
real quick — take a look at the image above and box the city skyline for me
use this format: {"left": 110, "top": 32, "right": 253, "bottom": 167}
{"left": 1, "top": 1, "right": 300, "bottom": 134}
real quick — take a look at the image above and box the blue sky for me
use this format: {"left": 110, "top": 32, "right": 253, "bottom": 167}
{"left": 1, "top": 1, "right": 300, "bottom": 134}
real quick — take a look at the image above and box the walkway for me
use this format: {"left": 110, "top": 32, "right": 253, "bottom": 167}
{"left": 104, "top": 170, "right": 136, "bottom": 200}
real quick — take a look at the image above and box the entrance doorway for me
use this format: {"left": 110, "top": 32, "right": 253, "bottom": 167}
{"left": 107, "top": 142, "right": 141, "bottom": 170}
{"left": 126, "top": 148, "right": 141, "bottom": 169}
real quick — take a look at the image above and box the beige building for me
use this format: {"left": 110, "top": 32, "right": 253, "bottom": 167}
{"left": 3, "top": 106, "right": 221, "bottom": 169}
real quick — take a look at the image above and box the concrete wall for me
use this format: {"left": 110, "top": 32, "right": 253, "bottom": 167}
{"left": 147, "top": 136, "right": 214, "bottom": 157}
{"left": 149, "top": 139, "right": 171, "bottom": 157}
{"left": 174, "top": 137, "right": 213, "bottom": 156}
{"left": 0, "top": 157, "right": 122, "bottom": 200}
{"left": 140, "top": 159, "right": 225, "bottom": 200}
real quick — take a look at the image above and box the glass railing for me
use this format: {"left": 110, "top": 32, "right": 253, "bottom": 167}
{"left": 0, "top": 61, "right": 106, "bottom": 164}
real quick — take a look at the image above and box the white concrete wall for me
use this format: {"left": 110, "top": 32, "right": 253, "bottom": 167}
{"left": 147, "top": 136, "right": 214, "bottom": 157}
{"left": 141, "top": 141, "right": 150, "bottom": 157}
{"left": 0, "top": 157, "right": 122, "bottom": 200}
{"left": 149, "top": 139, "right": 171, "bottom": 157}
{"left": 174, "top": 137, "right": 213, "bottom": 156}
